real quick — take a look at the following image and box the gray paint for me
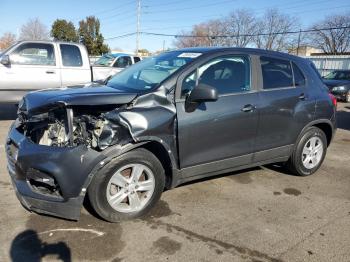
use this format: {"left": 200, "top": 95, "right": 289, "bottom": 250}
{"left": 6, "top": 47, "right": 337, "bottom": 220}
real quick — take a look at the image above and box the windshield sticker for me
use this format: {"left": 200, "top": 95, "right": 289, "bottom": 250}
{"left": 178, "top": 52, "right": 202, "bottom": 58}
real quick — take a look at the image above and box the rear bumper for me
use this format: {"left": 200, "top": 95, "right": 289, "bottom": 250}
{"left": 6, "top": 122, "right": 105, "bottom": 220}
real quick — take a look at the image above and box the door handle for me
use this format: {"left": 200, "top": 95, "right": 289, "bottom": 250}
{"left": 299, "top": 93, "right": 306, "bottom": 100}
{"left": 241, "top": 104, "right": 256, "bottom": 112}
{"left": 46, "top": 70, "right": 55, "bottom": 74}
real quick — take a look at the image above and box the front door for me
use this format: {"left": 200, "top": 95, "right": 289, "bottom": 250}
{"left": 176, "top": 54, "right": 259, "bottom": 173}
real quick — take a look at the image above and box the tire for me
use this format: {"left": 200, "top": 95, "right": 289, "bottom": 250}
{"left": 88, "top": 148, "right": 165, "bottom": 222}
{"left": 287, "top": 127, "right": 327, "bottom": 176}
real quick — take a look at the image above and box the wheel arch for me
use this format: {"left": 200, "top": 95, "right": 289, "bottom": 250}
{"left": 84, "top": 139, "right": 178, "bottom": 194}
{"left": 298, "top": 119, "right": 335, "bottom": 147}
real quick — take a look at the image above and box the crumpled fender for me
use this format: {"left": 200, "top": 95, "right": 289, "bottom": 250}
{"left": 101, "top": 86, "right": 178, "bottom": 167}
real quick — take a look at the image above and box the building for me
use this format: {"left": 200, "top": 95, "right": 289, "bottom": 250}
{"left": 288, "top": 45, "right": 323, "bottom": 56}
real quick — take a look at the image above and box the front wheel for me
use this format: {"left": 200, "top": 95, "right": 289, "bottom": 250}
{"left": 287, "top": 127, "right": 327, "bottom": 176}
{"left": 88, "top": 148, "right": 165, "bottom": 222}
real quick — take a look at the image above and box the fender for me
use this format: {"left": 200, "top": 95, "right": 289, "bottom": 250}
{"left": 295, "top": 118, "right": 335, "bottom": 147}
{"left": 80, "top": 138, "right": 179, "bottom": 196}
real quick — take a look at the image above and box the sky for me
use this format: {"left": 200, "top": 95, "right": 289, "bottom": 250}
{"left": 1, "top": 0, "right": 350, "bottom": 53}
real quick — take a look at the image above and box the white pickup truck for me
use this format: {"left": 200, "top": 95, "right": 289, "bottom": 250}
{"left": 0, "top": 41, "right": 141, "bottom": 103}
{"left": 91, "top": 53, "right": 141, "bottom": 81}
{"left": 0, "top": 41, "right": 92, "bottom": 103}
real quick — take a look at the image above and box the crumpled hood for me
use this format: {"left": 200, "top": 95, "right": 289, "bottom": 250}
{"left": 22, "top": 84, "right": 137, "bottom": 115}
{"left": 323, "top": 79, "right": 350, "bottom": 88}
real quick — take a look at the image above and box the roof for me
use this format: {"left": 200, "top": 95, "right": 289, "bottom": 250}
{"left": 173, "top": 46, "right": 307, "bottom": 63}
{"left": 109, "top": 53, "right": 133, "bottom": 58}
{"left": 16, "top": 40, "right": 85, "bottom": 47}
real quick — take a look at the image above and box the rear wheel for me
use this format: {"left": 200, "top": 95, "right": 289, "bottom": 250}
{"left": 287, "top": 127, "right": 327, "bottom": 176}
{"left": 88, "top": 148, "right": 165, "bottom": 222}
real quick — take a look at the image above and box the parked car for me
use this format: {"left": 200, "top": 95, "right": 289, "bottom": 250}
{"left": 92, "top": 53, "right": 141, "bottom": 81}
{"left": 0, "top": 40, "right": 92, "bottom": 103}
{"left": 6, "top": 47, "right": 336, "bottom": 222}
{"left": 322, "top": 69, "right": 350, "bottom": 102}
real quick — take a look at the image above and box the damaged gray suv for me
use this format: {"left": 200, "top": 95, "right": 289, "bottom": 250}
{"left": 6, "top": 48, "right": 337, "bottom": 222}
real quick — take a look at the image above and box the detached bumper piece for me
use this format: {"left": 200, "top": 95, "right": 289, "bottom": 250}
{"left": 6, "top": 124, "right": 105, "bottom": 220}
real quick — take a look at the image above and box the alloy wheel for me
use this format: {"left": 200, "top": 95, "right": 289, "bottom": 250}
{"left": 106, "top": 163, "right": 155, "bottom": 213}
{"left": 301, "top": 137, "right": 324, "bottom": 169}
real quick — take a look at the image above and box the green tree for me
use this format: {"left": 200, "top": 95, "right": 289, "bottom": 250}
{"left": 78, "top": 16, "right": 109, "bottom": 55}
{"left": 51, "top": 19, "right": 78, "bottom": 42}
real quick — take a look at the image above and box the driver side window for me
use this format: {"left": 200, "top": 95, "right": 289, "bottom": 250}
{"left": 113, "top": 56, "right": 132, "bottom": 68}
{"left": 181, "top": 55, "right": 250, "bottom": 98}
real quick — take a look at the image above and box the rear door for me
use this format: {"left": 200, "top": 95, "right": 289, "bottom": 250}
{"left": 0, "top": 42, "right": 61, "bottom": 102}
{"left": 59, "top": 44, "right": 91, "bottom": 86}
{"left": 176, "top": 53, "right": 259, "bottom": 172}
{"left": 254, "top": 56, "right": 314, "bottom": 162}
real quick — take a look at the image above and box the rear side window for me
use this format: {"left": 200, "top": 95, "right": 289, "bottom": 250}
{"left": 261, "top": 56, "right": 293, "bottom": 89}
{"left": 11, "top": 43, "right": 55, "bottom": 66}
{"left": 60, "top": 44, "right": 82, "bottom": 67}
{"left": 134, "top": 56, "right": 141, "bottom": 63}
{"left": 292, "top": 62, "right": 306, "bottom": 86}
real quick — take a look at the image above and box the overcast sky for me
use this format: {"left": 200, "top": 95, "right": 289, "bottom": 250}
{"left": 1, "top": 0, "right": 349, "bottom": 52}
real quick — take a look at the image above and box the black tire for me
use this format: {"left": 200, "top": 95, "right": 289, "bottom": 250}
{"left": 287, "top": 127, "right": 327, "bottom": 176}
{"left": 88, "top": 148, "right": 165, "bottom": 222}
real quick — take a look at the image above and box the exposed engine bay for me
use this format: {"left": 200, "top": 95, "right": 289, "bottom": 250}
{"left": 21, "top": 105, "right": 132, "bottom": 151}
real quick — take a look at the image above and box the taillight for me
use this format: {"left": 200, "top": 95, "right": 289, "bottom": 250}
{"left": 328, "top": 93, "right": 337, "bottom": 108}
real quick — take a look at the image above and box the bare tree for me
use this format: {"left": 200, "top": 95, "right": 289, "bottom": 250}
{"left": 309, "top": 13, "right": 350, "bottom": 54}
{"left": 0, "top": 32, "right": 16, "bottom": 50}
{"left": 223, "top": 9, "right": 258, "bottom": 47}
{"left": 174, "top": 19, "right": 226, "bottom": 48}
{"left": 254, "top": 9, "right": 298, "bottom": 51}
{"left": 19, "top": 18, "right": 49, "bottom": 40}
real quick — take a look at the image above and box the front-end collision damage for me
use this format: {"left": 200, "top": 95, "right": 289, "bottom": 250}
{"left": 8, "top": 85, "right": 177, "bottom": 220}
{"left": 103, "top": 86, "right": 177, "bottom": 157}
{"left": 22, "top": 85, "right": 177, "bottom": 154}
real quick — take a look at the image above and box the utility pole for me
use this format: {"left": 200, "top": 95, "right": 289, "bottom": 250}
{"left": 136, "top": 0, "right": 141, "bottom": 55}
{"left": 296, "top": 29, "right": 301, "bottom": 56}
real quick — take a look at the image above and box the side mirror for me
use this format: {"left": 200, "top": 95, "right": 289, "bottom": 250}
{"left": 0, "top": 55, "right": 10, "bottom": 66}
{"left": 187, "top": 83, "right": 218, "bottom": 103}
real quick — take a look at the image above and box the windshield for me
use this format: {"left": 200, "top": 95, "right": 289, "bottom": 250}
{"left": 324, "top": 70, "right": 350, "bottom": 81}
{"left": 94, "top": 54, "right": 115, "bottom": 66}
{"left": 106, "top": 51, "right": 202, "bottom": 92}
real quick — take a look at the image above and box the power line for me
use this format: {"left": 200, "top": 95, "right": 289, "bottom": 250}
{"left": 105, "top": 32, "right": 136, "bottom": 41}
{"left": 144, "top": 0, "right": 197, "bottom": 8}
{"left": 103, "top": 26, "right": 350, "bottom": 41}
{"left": 70, "top": 0, "right": 135, "bottom": 21}
{"left": 144, "top": 0, "right": 236, "bottom": 14}
{"left": 140, "top": 26, "right": 350, "bottom": 38}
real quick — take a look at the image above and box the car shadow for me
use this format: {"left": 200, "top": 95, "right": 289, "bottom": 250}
{"left": 0, "top": 104, "right": 17, "bottom": 120}
{"left": 10, "top": 229, "right": 71, "bottom": 262}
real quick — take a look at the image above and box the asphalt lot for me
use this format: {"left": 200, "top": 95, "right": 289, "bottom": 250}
{"left": 0, "top": 103, "right": 349, "bottom": 262}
